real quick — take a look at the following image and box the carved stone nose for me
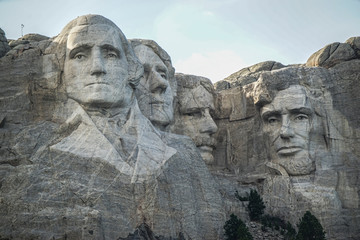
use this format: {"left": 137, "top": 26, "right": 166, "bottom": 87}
{"left": 200, "top": 109, "right": 218, "bottom": 134}
{"left": 280, "top": 124, "right": 295, "bottom": 138}
{"left": 150, "top": 71, "right": 168, "bottom": 94}
{"left": 90, "top": 50, "right": 106, "bottom": 75}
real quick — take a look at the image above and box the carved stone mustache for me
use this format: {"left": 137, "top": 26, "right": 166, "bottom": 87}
{"left": 193, "top": 136, "right": 217, "bottom": 148}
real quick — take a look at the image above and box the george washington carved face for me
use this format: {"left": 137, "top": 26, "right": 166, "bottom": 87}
{"left": 63, "top": 24, "right": 132, "bottom": 109}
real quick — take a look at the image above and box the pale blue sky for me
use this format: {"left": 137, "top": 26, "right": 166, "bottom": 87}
{"left": 1, "top": 0, "right": 359, "bottom": 82}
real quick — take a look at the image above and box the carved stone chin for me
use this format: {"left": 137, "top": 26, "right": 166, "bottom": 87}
{"left": 274, "top": 155, "right": 315, "bottom": 176}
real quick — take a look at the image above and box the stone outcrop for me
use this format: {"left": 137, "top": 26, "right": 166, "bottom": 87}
{"left": 212, "top": 38, "right": 360, "bottom": 240}
{"left": 0, "top": 28, "right": 10, "bottom": 57}
{"left": 346, "top": 36, "right": 360, "bottom": 57}
{"left": 306, "top": 37, "right": 359, "bottom": 68}
{"left": 214, "top": 61, "right": 287, "bottom": 91}
{"left": 0, "top": 15, "right": 225, "bottom": 240}
{"left": 0, "top": 16, "right": 359, "bottom": 240}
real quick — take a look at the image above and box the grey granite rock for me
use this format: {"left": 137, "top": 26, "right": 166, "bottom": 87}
{"left": 346, "top": 36, "right": 360, "bottom": 57}
{"left": 306, "top": 42, "right": 356, "bottom": 68}
{"left": 1, "top": 14, "right": 360, "bottom": 240}
{"left": 214, "top": 61, "right": 286, "bottom": 91}
{"left": 0, "top": 28, "right": 10, "bottom": 57}
{"left": 212, "top": 59, "right": 360, "bottom": 239}
{"left": 0, "top": 15, "right": 225, "bottom": 240}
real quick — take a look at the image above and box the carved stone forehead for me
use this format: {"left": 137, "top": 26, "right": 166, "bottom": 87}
{"left": 261, "top": 85, "right": 312, "bottom": 114}
{"left": 67, "top": 24, "right": 122, "bottom": 47}
{"left": 133, "top": 45, "right": 167, "bottom": 70}
{"left": 179, "top": 85, "right": 215, "bottom": 113}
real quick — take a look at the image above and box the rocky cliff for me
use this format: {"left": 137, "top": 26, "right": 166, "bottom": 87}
{"left": 0, "top": 15, "right": 359, "bottom": 240}
{"left": 213, "top": 37, "right": 360, "bottom": 240}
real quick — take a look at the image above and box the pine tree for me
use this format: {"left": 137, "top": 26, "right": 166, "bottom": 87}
{"left": 296, "top": 211, "right": 326, "bottom": 240}
{"left": 224, "top": 214, "right": 253, "bottom": 240}
{"left": 247, "top": 189, "right": 265, "bottom": 221}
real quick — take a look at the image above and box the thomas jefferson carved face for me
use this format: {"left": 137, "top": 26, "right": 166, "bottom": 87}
{"left": 133, "top": 45, "right": 174, "bottom": 129}
{"left": 260, "top": 85, "right": 315, "bottom": 175}
{"left": 174, "top": 84, "right": 218, "bottom": 164}
{"left": 64, "top": 24, "right": 132, "bottom": 108}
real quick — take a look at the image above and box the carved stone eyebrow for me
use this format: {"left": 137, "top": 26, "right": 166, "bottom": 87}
{"left": 101, "top": 44, "right": 121, "bottom": 57}
{"left": 156, "top": 65, "right": 168, "bottom": 74}
{"left": 68, "top": 44, "right": 92, "bottom": 59}
{"left": 181, "top": 106, "right": 203, "bottom": 114}
{"left": 288, "top": 107, "right": 313, "bottom": 115}
{"left": 261, "top": 110, "right": 281, "bottom": 120}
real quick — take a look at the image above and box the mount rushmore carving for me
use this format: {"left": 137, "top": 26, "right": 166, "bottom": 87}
{"left": 0, "top": 14, "right": 359, "bottom": 239}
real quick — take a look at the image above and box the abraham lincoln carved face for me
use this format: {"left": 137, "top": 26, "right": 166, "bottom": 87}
{"left": 260, "top": 85, "right": 315, "bottom": 175}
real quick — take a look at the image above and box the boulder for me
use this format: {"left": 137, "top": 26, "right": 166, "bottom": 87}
{"left": 0, "top": 28, "right": 10, "bottom": 57}
{"left": 306, "top": 42, "right": 356, "bottom": 68}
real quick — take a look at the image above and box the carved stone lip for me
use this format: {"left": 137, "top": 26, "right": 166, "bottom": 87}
{"left": 85, "top": 82, "right": 109, "bottom": 86}
{"left": 277, "top": 146, "right": 303, "bottom": 155}
{"left": 199, "top": 145, "right": 214, "bottom": 152}
{"left": 150, "top": 101, "right": 165, "bottom": 105}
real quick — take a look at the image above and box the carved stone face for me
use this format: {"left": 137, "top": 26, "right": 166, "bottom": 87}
{"left": 260, "top": 85, "right": 315, "bottom": 175}
{"left": 133, "top": 45, "right": 174, "bottom": 129}
{"left": 64, "top": 24, "right": 132, "bottom": 108}
{"left": 174, "top": 85, "right": 218, "bottom": 164}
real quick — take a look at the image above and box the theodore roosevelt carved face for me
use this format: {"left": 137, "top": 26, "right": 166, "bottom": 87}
{"left": 260, "top": 85, "right": 315, "bottom": 175}
{"left": 172, "top": 75, "right": 218, "bottom": 165}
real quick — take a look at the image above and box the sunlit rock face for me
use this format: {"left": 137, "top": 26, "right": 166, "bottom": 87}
{"left": 0, "top": 13, "right": 360, "bottom": 240}
{"left": 213, "top": 37, "right": 360, "bottom": 239}
{"left": 0, "top": 15, "right": 225, "bottom": 240}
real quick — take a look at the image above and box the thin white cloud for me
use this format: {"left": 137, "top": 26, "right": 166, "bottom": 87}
{"left": 203, "top": 11, "right": 214, "bottom": 16}
{"left": 174, "top": 50, "right": 247, "bottom": 83}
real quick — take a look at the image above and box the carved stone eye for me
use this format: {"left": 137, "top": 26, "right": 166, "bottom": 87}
{"left": 75, "top": 54, "right": 85, "bottom": 60}
{"left": 294, "top": 114, "right": 308, "bottom": 121}
{"left": 268, "top": 117, "right": 279, "bottom": 125}
{"left": 107, "top": 53, "right": 118, "bottom": 58}
{"left": 186, "top": 112, "right": 201, "bottom": 118}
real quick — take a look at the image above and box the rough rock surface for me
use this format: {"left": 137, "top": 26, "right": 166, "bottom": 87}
{"left": 8, "top": 33, "right": 49, "bottom": 48}
{"left": 0, "top": 14, "right": 359, "bottom": 240}
{"left": 214, "top": 61, "right": 287, "bottom": 91}
{"left": 306, "top": 38, "right": 357, "bottom": 68}
{"left": 0, "top": 28, "right": 10, "bottom": 57}
{"left": 0, "top": 15, "right": 225, "bottom": 240}
{"left": 212, "top": 38, "right": 360, "bottom": 240}
{"left": 346, "top": 36, "right": 360, "bottom": 57}
{"left": 119, "top": 223, "right": 186, "bottom": 240}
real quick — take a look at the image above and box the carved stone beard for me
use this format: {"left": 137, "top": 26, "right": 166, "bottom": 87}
{"left": 273, "top": 151, "right": 315, "bottom": 176}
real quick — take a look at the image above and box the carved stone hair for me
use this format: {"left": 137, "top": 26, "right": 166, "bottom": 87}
{"left": 45, "top": 14, "right": 143, "bottom": 88}
{"left": 252, "top": 67, "right": 327, "bottom": 117}
{"left": 175, "top": 73, "right": 215, "bottom": 96}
